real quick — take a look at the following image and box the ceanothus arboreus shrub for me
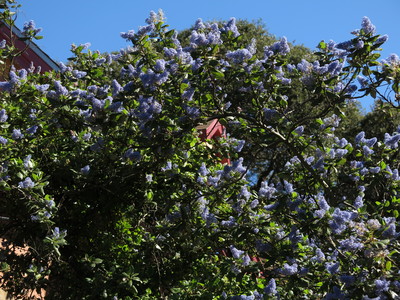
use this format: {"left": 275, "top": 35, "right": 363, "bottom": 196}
{"left": 0, "top": 5, "right": 400, "bottom": 299}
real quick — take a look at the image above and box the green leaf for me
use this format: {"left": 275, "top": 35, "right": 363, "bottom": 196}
{"left": 211, "top": 69, "right": 224, "bottom": 79}
{"left": 386, "top": 260, "right": 392, "bottom": 271}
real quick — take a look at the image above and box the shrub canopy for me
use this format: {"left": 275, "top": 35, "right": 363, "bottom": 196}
{"left": 1, "top": 3, "right": 400, "bottom": 299}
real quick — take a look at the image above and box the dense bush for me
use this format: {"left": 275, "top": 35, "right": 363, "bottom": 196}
{"left": 1, "top": 2, "right": 400, "bottom": 299}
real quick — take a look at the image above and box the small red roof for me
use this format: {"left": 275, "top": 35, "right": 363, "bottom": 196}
{"left": 0, "top": 21, "right": 59, "bottom": 73}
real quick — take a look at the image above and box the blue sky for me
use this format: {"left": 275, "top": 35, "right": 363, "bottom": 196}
{"left": 15, "top": 0, "right": 400, "bottom": 111}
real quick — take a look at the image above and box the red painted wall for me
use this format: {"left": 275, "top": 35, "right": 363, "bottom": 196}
{"left": 0, "top": 23, "right": 57, "bottom": 73}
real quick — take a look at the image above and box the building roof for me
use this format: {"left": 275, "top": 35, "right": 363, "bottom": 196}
{"left": 0, "top": 21, "right": 59, "bottom": 72}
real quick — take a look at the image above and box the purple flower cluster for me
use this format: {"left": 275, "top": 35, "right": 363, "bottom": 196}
{"left": 264, "top": 37, "right": 290, "bottom": 58}
{"left": 313, "top": 194, "right": 330, "bottom": 218}
{"left": 80, "top": 165, "right": 90, "bottom": 175}
{"left": 222, "top": 18, "right": 240, "bottom": 38}
{"left": 226, "top": 49, "right": 253, "bottom": 64}
{"left": 132, "top": 96, "right": 162, "bottom": 124}
{"left": 361, "top": 16, "right": 376, "bottom": 35}
{"left": 384, "top": 132, "right": 400, "bottom": 149}
{"left": 47, "top": 81, "right": 69, "bottom": 100}
{"left": 190, "top": 23, "right": 222, "bottom": 47}
{"left": 18, "top": 177, "right": 35, "bottom": 189}
{"left": 0, "top": 109, "right": 8, "bottom": 122}
{"left": 258, "top": 182, "right": 276, "bottom": 199}
{"left": 329, "top": 208, "right": 357, "bottom": 234}
{"left": 280, "top": 262, "right": 298, "bottom": 275}
{"left": 264, "top": 279, "right": 277, "bottom": 295}
{"left": 140, "top": 69, "right": 169, "bottom": 88}
{"left": 22, "top": 20, "right": 42, "bottom": 36}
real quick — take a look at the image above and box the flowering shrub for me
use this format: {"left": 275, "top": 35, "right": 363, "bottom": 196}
{"left": 1, "top": 2, "right": 400, "bottom": 299}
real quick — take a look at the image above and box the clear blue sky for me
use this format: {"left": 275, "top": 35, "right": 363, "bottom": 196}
{"left": 15, "top": 0, "right": 400, "bottom": 111}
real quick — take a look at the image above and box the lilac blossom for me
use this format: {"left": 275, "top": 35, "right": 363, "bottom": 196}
{"left": 221, "top": 216, "right": 236, "bottom": 227}
{"left": 23, "top": 155, "right": 32, "bottom": 169}
{"left": 82, "top": 133, "right": 91, "bottom": 141}
{"left": 137, "top": 24, "right": 155, "bottom": 36}
{"left": 109, "top": 101, "right": 123, "bottom": 113}
{"left": 95, "top": 57, "right": 106, "bottom": 66}
{"left": 375, "top": 34, "right": 389, "bottom": 45}
{"left": 161, "top": 161, "right": 173, "bottom": 172}
{"left": 198, "top": 163, "right": 209, "bottom": 176}
{"left": 384, "top": 132, "right": 400, "bottom": 149}
{"left": 226, "top": 48, "right": 253, "bottom": 64}
{"left": 297, "top": 59, "right": 312, "bottom": 72}
{"left": 47, "top": 81, "right": 68, "bottom": 99}
{"left": 91, "top": 98, "right": 105, "bottom": 112}
{"left": 334, "top": 149, "right": 348, "bottom": 158}
{"left": 382, "top": 223, "right": 398, "bottom": 238}
{"left": 312, "top": 248, "right": 325, "bottom": 262}
{"left": 327, "top": 60, "right": 343, "bottom": 76}
{"left": 229, "top": 245, "right": 245, "bottom": 259}
{"left": 361, "top": 16, "right": 376, "bottom": 35}
{"left": 239, "top": 186, "right": 251, "bottom": 200}
{"left": 133, "top": 96, "right": 162, "bottom": 124}
{"left": 314, "top": 194, "right": 330, "bottom": 218}
{"left": 72, "top": 70, "right": 87, "bottom": 79}
{"left": 0, "top": 109, "right": 8, "bottom": 122}
{"left": 363, "top": 145, "right": 374, "bottom": 156}
{"left": 263, "top": 108, "right": 278, "bottom": 121}
{"left": 193, "top": 18, "right": 205, "bottom": 31}
{"left": 325, "top": 262, "right": 340, "bottom": 274}
{"left": 124, "top": 149, "right": 141, "bottom": 161}
{"left": 184, "top": 105, "right": 200, "bottom": 119}
{"left": 364, "top": 137, "right": 377, "bottom": 148}
{"left": 18, "top": 177, "right": 35, "bottom": 189}
{"left": 58, "top": 62, "right": 72, "bottom": 73}
{"left": 250, "top": 199, "right": 258, "bottom": 209}
{"left": 0, "top": 136, "right": 7, "bottom": 145}
{"left": 336, "top": 40, "right": 354, "bottom": 51}
{"left": 280, "top": 262, "right": 298, "bottom": 275}
{"left": 11, "top": 129, "right": 24, "bottom": 140}
{"left": 233, "top": 140, "right": 245, "bottom": 152}
{"left": 120, "top": 30, "right": 136, "bottom": 40}
{"left": 140, "top": 70, "right": 169, "bottom": 87}
{"left": 369, "top": 167, "right": 380, "bottom": 174}
{"left": 357, "top": 75, "right": 369, "bottom": 88}
{"left": 284, "top": 180, "right": 294, "bottom": 194}
{"left": 80, "top": 165, "right": 90, "bottom": 175}
{"left": 329, "top": 208, "right": 356, "bottom": 234}
{"left": 355, "top": 39, "right": 364, "bottom": 49}
{"left": 190, "top": 24, "right": 222, "bottom": 47}
{"left": 35, "top": 84, "right": 50, "bottom": 94}
{"left": 354, "top": 196, "right": 364, "bottom": 208}
{"left": 145, "top": 10, "right": 158, "bottom": 25}
{"left": 339, "top": 236, "right": 364, "bottom": 252}
{"left": 325, "top": 286, "right": 346, "bottom": 300}
{"left": 112, "top": 79, "right": 123, "bottom": 97}
{"left": 259, "top": 182, "right": 276, "bottom": 199}
{"left": 181, "top": 88, "right": 195, "bottom": 101}
{"left": 154, "top": 59, "right": 166, "bottom": 73}
{"left": 264, "top": 279, "right": 277, "bottom": 295}
{"left": 231, "top": 159, "right": 246, "bottom": 176}
{"left": 375, "top": 278, "right": 390, "bottom": 294}
{"left": 268, "top": 37, "right": 290, "bottom": 55}
{"left": 22, "top": 20, "right": 42, "bottom": 36}
{"left": 223, "top": 18, "right": 240, "bottom": 37}
{"left": 26, "top": 125, "right": 38, "bottom": 135}
{"left": 294, "top": 126, "right": 304, "bottom": 135}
